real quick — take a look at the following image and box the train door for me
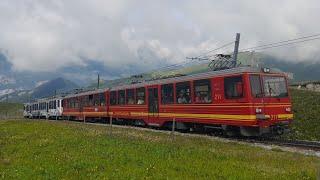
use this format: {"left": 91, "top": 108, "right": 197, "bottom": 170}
{"left": 148, "top": 86, "right": 159, "bottom": 125}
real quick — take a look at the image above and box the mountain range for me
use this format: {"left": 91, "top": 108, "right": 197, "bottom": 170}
{"left": 1, "top": 52, "right": 320, "bottom": 102}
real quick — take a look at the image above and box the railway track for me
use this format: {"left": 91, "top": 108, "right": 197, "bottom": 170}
{"left": 251, "top": 138, "right": 320, "bottom": 151}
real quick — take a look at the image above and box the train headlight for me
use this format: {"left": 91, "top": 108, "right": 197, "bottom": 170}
{"left": 262, "top": 67, "right": 270, "bottom": 73}
{"left": 285, "top": 107, "right": 291, "bottom": 112}
{"left": 255, "top": 108, "right": 262, "bottom": 114}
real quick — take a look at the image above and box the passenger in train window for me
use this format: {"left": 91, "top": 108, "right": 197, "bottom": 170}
{"left": 195, "top": 92, "right": 203, "bottom": 103}
{"left": 204, "top": 92, "right": 211, "bottom": 103}
{"left": 137, "top": 98, "right": 144, "bottom": 105}
{"left": 177, "top": 92, "right": 187, "bottom": 104}
{"left": 176, "top": 82, "right": 191, "bottom": 104}
{"left": 194, "top": 79, "right": 212, "bottom": 103}
{"left": 136, "top": 87, "right": 145, "bottom": 105}
{"left": 126, "top": 89, "right": 135, "bottom": 105}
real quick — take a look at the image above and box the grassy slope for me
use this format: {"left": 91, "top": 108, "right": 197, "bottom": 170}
{"left": 0, "top": 102, "right": 23, "bottom": 118}
{"left": 284, "top": 89, "right": 320, "bottom": 141}
{"left": 0, "top": 120, "right": 319, "bottom": 179}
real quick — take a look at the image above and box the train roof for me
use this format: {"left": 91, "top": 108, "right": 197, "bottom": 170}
{"left": 63, "top": 88, "right": 108, "bottom": 99}
{"left": 109, "top": 66, "right": 285, "bottom": 91}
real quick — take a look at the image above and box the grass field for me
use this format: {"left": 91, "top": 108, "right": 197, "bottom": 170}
{"left": 0, "top": 120, "right": 319, "bottom": 179}
{"left": 284, "top": 89, "right": 320, "bottom": 141}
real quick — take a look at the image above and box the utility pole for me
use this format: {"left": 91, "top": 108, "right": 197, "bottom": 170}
{"left": 233, "top": 33, "right": 241, "bottom": 67}
{"left": 97, "top": 73, "right": 100, "bottom": 89}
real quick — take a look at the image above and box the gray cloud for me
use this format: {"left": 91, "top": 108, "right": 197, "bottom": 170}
{"left": 0, "top": 0, "right": 319, "bottom": 73}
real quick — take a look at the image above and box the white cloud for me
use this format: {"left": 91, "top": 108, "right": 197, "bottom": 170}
{"left": 0, "top": 0, "right": 320, "bottom": 73}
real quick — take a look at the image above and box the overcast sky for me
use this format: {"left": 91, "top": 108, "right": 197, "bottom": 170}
{"left": 0, "top": 0, "right": 319, "bottom": 73}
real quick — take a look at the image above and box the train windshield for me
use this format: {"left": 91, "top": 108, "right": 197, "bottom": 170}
{"left": 262, "top": 76, "right": 288, "bottom": 98}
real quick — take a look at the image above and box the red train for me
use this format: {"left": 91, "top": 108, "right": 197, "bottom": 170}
{"left": 61, "top": 67, "right": 293, "bottom": 136}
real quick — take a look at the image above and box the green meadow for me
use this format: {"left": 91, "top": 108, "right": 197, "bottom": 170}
{"left": 0, "top": 120, "right": 319, "bottom": 179}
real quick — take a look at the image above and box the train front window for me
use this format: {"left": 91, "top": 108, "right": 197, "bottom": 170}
{"left": 263, "top": 76, "right": 288, "bottom": 98}
{"left": 250, "top": 75, "right": 263, "bottom": 98}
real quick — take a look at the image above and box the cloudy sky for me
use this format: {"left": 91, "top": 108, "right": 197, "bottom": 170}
{"left": 0, "top": 0, "right": 319, "bottom": 75}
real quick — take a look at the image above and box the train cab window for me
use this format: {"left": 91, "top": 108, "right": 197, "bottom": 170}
{"left": 100, "top": 93, "right": 106, "bottom": 106}
{"left": 118, "top": 90, "right": 125, "bottom": 105}
{"left": 224, "top": 76, "right": 244, "bottom": 99}
{"left": 126, "top": 89, "right": 135, "bottom": 105}
{"left": 136, "top": 87, "right": 145, "bottom": 105}
{"left": 250, "top": 75, "right": 263, "bottom": 98}
{"left": 194, "top": 79, "right": 212, "bottom": 103}
{"left": 161, "top": 84, "right": 174, "bottom": 104}
{"left": 176, "top": 82, "right": 191, "bottom": 104}
{"left": 110, "top": 91, "right": 117, "bottom": 105}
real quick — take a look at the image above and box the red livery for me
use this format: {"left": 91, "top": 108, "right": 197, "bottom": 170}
{"left": 62, "top": 67, "right": 293, "bottom": 136}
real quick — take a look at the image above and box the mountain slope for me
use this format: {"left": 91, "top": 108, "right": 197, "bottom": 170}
{"left": 0, "top": 77, "right": 79, "bottom": 102}
{"left": 31, "top": 77, "right": 79, "bottom": 98}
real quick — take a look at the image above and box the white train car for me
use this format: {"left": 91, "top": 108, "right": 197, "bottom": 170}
{"left": 38, "top": 98, "right": 49, "bottom": 119}
{"left": 47, "top": 97, "right": 63, "bottom": 119}
{"left": 23, "top": 96, "right": 64, "bottom": 119}
{"left": 30, "top": 101, "right": 40, "bottom": 118}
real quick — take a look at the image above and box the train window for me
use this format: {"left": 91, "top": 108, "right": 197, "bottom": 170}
{"left": 161, "top": 84, "right": 174, "bottom": 104}
{"left": 94, "top": 94, "right": 100, "bottom": 106}
{"left": 118, "top": 90, "right": 125, "bottom": 105}
{"left": 110, "top": 91, "right": 117, "bottom": 105}
{"left": 136, "top": 87, "right": 145, "bottom": 105}
{"left": 194, "top": 79, "right": 212, "bottom": 103}
{"left": 82, "top": 96, "right": 88, "bottom": 106}
{"left": 126, "top": 89, "right": 135, "bottom": 105}
{"left": 89, "top": 95, "right": 94, "bottom": 106}
{"left": 72, "top": 99, "right": 74, "bottom": 108}
{"left": 224, "top": 76, "right": 244, "bottom": 99}
{"left": 100, "top": 93, "right": 106, "bottom": 106}
{"left": 69, "top": 100, "right": 72, "bottom": 108}
{"left": 263, "top": 76, "right": 288, "bottom": 98}
{"left": 176, "top": 82, "right": 191, "bottom": 104}
{"left": 74, "top": 99, "right": 79, "bottom": 108}
{"left": 250, "top": 75, "right": 263, "bottom": 98}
